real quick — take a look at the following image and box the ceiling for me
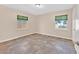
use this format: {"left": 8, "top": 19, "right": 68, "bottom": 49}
{"left": 3, "top": 4, "right": 74, "bottom": 15}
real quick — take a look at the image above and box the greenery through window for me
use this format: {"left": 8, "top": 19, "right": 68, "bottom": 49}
{"left": 55, "top": 15, "right": 68, "bottom": 29}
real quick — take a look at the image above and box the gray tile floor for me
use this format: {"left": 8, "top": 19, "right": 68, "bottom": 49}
{"left": 0, "top": 33, "right": 76, "bottom": 54}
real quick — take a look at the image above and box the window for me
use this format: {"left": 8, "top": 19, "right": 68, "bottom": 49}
{"left": 17, "top": 15, "right": 28, "bottom": 30}
{"left": 55, "top": 15, "right": 68, "bottom": 29}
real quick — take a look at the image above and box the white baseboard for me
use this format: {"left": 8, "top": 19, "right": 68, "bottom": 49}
{"left": 0, "top": 32, "right": 72, "bottom": 43}
{"left": 37, "top": 33, "right": 72, "bottom": 40}
{"left": 0, "top": 33, "right": 34, "bottom": 43}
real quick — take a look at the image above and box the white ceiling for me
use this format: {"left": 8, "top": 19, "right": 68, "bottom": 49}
{"left": 3, "top": 4, "right": 74, "bottom": 15}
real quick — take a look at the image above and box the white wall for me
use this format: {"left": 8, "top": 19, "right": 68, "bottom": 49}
{"left": 75, "top": 5, "right": 79, "bottom": 42}
{"left": 72, "top": 5, "right": 79, "bottom": 54}
{"left": 36, "top": 9, "right": 72, "bottom": 39}
{"left": 0, "top": 5, "right": 73, "bottom": 43}
{"left": 0, "top": 5, "right": 36, "bottom": 42}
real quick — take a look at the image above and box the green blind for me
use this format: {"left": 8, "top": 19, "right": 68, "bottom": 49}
{"left": 17, "top": 15, "right": 28, "bottom": 20}
{"left": 55, "top": 15, "right": 68, "bottom": 21}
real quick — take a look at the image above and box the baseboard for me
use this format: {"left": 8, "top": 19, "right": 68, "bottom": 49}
{"left": 36, "top": 33, "right": 72, "bottom": 40}
{"left": 0, "top": 32, "right": 72, "bottom": 43}
{"left": 0, "top": 33, "right": 35, "bottom": 43}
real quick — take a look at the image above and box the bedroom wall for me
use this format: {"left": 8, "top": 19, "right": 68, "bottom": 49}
{"left": 36, "top": 9, "right": 72, "bottom": 39}
{"left": 0, "top": 5, "right": 73, "bottom": 43}
{"left": 72, "top": 5, "right": 79, "bottom": 54}
{"left": 0, "top": 5, "right": 36, "bottom": 42}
